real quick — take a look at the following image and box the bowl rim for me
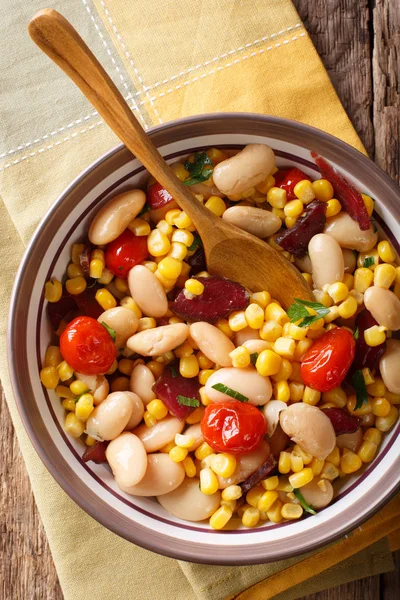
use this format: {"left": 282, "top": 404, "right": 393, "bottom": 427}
{"left": 7, "top": 112, "right": 400, "bottom": 565}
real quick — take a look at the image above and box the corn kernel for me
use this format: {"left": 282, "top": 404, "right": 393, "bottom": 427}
{"left": 342, "top": 273, "right": 354, "bottom": 291}
{"left": 276, "top": 477, "right": 294, "bottom": 492}
{"left": 310, "top": 457, "right": 324, "bottom": 475}
{"left": 197, "top": 351, "right": 214, "bottom": 369}
{"left": 367, "top": 378, "right": 387, "bottom": 397}
{"left": 256, "top": 174, "right": 275, "bottom": 194}
{"left": 199, "top": 386, "right": 212, "bottom": 406}
{"left": 302, "top": 386, "right": 321, "bottom": 406}
{"left": 228, "top": 311, "right": 248, "bottom": 332}
{"left": 256, "top": 349, "right": 282, "bottom": 376}
{"left": 204, "top": 195, "right": 226, "bottom": 216}
{"left": 242, "top": 506, "right": 260, "bottom": 527}
{"left": 294, "top": 180, "right": 315, "bottom": 203}
{"left": 271, "top": 358, "right": 293, "bottom": 382}
{"left": 337, "top": 296, "right": 358, "bottom": 319}
{"left": 278, "top": 451, "right": 291, "bottom": 474}
{"left": 283, "top": 199, "right": 303, "bottom": 218}
{"left": 229, "top": 346, "right": 250, "bottom": 369}
{"left": 302, "top": 272, "right": 313, "bottom": 286}
{"left": 58, "top": 361, "right": 74, "bottom": 382}
{"left": 274, "top": 380, "right": 290, "bottom": 403}
{"left": 174, "top": 433, "right": 195, "bottom": 449}
{"left": 127, "top": 217, "right": 151, "bottom": 237}
{"left": 160, "top": 441, "right": 175, "bottom": 454}
{"left": 255, "top": 490, "right": 278, "bottom": 512}
{"left": 185, "top": 406, "right": 204, "bottom": 425}
{"left": 375, "top": 406, "right": 398, "bottom": 432}
{"left": 70, "top": 380, "right": 89, "bottom": 397}
{"left": 267, "top": 500, "right": 283, "bottom": 523}
{"left": 289, "top": 381, "right": 305, "bottom": 402}
{"left": 171, "top": 229, "right": 194, "bottom": 247}
{"left": 364, "top": 325, "right": 386, "bottom": 347}
{"left": 361, "top": 193, "right": 374, "bottom": 216}
{"left": 169, "top": 446, "right": 188, "bottom": 463}
{"left": 144, "top": 411, "right": 157, "bottom": 428}
{"left": 67, "top": 263, "right": 84, "bottom": 279}
{"left": 251, "top": 291, "right": 271, "bottom": 308}
{"left": 372, "top": 397, "right": 391, "bottom": 417}
{"left": 320, "top": 462, "right": 340, "bottom": 481}
{"left": 56, "top": 385, "right": 76, "bottom": 399}
{"left": 197, "top": 370, "right": 214, "bottom": 387}
{"left": 111, "top": 376, "right": 130, "bottom": 392}
{"left": 281, "top": 503, "right": 303, "bottom": 520}
{"left": 327, "top": 282, "right": 348, "bottom": 303}
{"left": 95, "top": 288, "right": 117, "bottom": 310}
{"left": 267, "top": 187, "right": 287, "bottom": 208}
{"left": 361, "top": 369, "right": 375, "bottom": 387}
{"left": 147, "top": 229, "right": 170, "bottom": 257}
{"left": 40, "top": 366, "right": 59, "bottom": 389}
{"left": 357, "top": 250, "right": 379, "bottom": 270}
{"left": 312, "top": 179, "right": 334, "bottom": 202}
{"left": 294, "top": 339, "right": 313, "bottom": 362}
{"left": 259, "top": 321, "right": 283, "bottom": 342}
{"left": 222, "top": 485, "right": 243, "bottom": 502}
{"left": 44, "top": 346, "right": 63, "bottom": 367}
{"left": 45, "top": 277, "right": 64, "bottom": 304}
{"left": 61, "top": 398, "right": 76, "bottom": 412}
{"left": 65, "top": 276, "right": 87, "bottom": 296}
{"left": 179, "top": 355, "right": 199, "bottom": 378}
{"left": 207, "top": 147, "right": 228, "bottom": 165}
{"left": 265, "top": 303, "right": 289, "bottom": 325}
{"left": 364, "top": 428, "right": 382, "bottom": 446}
{"left": 289, "top": 468, "right": 314, "bottom": 488}
{"left": 147, "top": 399, "right": 168, "bottom": 421}
{"left": 326, "top": 447, "right": 341, "bottom": 467}
{"left": 325, "top": 199, "right": 342, "bottom": 218}
{"left": 184, "top": 279, "right": 204, "bottom": 297}
{"left": 274, "top": 337, "right": 296, "bottom": 359}
{"left": 374, "top": 263, "right": 396, "bottom": 289}
{"left": 358, "top": 440, "right": 378, "bottom": 463}
{"left": 120, "top": 296, "right": 142, "bottom": 318}
{"left": 210, "top": 505, "right": 233, "bottom": 530}
{"left": 75, "top": 393, "right": 94, "bottom": 421}
{"left": 214, "top": 319, "right": 234, "bottom": 339}
{"left": 340, "top": 449, "right": 362, "bottom": 474}
{"left": 179, "top": 456, "right": 196, "bottom": 478}
{"left": 292, "top": 445, "right": 313, "bottom": 465}
{"left": 290, "top": 453, "right": 304, "bottom": 473}
{"left": 89, "top": 258, "right": 104, "bottom": 279}
{"left": 195, "top": 441, "right": 214, "bottom": 461}
{"left": 116, "top": 358, "right": 133, "bottom": 377}
{"left": 97, "top": 267, "right": 113, "bottom": 284}
{"left": 377, "top": 240, "right": 396, "bottom": 263}
{"left": 211, "top": 453, "right": 237, "bottom": 478}
{"left": 322, "top": 387, "right": 347, "bottom": 408}
{"left": 64, "top": 412, "right": 85, "bottom": 437}
{"left": 200, "top": 467, "right": 219, "bottom": 494}
{"left": 71, "top": 243, "right": 85, "bottom": 265}
{"left": 163, "top": 209, "right": 180, "bottom": 226}
{"left": 157, "top": 256, "right": 182, "bottom": 280}
{"left": 386, "top": 391, "right": 400, "bottom": 405}
{"left": 244, "top": 303, "right": 264, "bottom": 329}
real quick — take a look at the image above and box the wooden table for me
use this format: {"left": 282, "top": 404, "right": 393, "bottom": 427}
{"left": 1, "top": 1, "right": 399, "bottom": 598}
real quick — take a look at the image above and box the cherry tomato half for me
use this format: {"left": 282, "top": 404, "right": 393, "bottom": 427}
{"left": 60, "top": 316, "right": 116, "bottom": 375}
{"left": 105, "top": 229, "right": 148, "bottom": 278}
{"left": 147, "top": 182, "right": 174, "bottom": 210}
{"left": 300, "top": 327, "right": 356, "bottom": 392}
{"left": 274, "top": 167, "right": 311, "bottom": 200}
{"left": 201, "top": 401, "right": 267, "bottom": 454}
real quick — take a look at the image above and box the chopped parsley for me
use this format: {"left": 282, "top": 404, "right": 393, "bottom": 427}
{"left": 177, "top": 395, "right": 200, "bottom": 407}
{"left": 188, "top": 233, "right": 203, "bottom": 252}
{"left": 363, "top": 256, "right": 375, "bottom": 268}
{"left": 351, "top": 369, "right": 369, "bottom": 410}
{"left": 101, "top": 321, "right": 116, "bottom": 342}
{"left": 293, "top": 489, "right": 317, "bottom": 515}
{"left": 169, "top": 365, "right": 179, "bottom": 378}
{"left": 353, "top": 327, "right": 359, "bottom": 340}
{"left": 138, "top": 202, "right": 150, "bottom": 216}
{"left": 183, "top": 152, "right": 214, "bottom": 186}
{"left": 287, "top": 298, "right": 330, "bottom": 328}
{"left": 250, "top": 352, "right": 259, "bottom": 365}
{"left": 211, "top": 383, "right": 248, "bottom": 402}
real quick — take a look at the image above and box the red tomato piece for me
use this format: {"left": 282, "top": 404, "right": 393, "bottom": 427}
{"left": 60, "top": 316, "right": 116, "bottom": 375}
{"left": 274, "top": 167, "right": 311, "bottom": 200}
{"left": 105, "top": 229, "right": 148, "bottom": 278}
{"left": 147, "top": 182, "right": 174, "bottom": 210}
{"left": 300, "top": 327, "right": 356, "bottom": 392}
{"left": 201, "top": 401, "right": 267, "bottom": 454}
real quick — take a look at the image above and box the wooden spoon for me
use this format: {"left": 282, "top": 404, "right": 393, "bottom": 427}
{"left": 28, "top": 9, "right": 313, "bottom": 306}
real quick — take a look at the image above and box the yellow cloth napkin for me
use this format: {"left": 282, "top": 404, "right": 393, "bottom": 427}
{"left": 0, "top": 1, "right": 395, "bottom": 599}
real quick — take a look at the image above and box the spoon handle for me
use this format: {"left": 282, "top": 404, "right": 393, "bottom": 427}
{"left": 28, "top": 9, "right": 216, "bottom": 230}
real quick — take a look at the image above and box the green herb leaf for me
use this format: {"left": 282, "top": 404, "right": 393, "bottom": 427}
{"left": 250, "top": 352, "right": 259, "bottom": 365}
{"left": 287, "top": 298, "right": 330, "bottom": 328}
{"left": 211, "top": 383, "right": 248, "bottom": 402}
{"left": 363, "top": 256, "right": 374, "bottom": 268}
{"left": 351, "top": 370, "right": 368, "bottom": 410}
{"left": 138, "top": 202, "right": 150, "bottom": 216}
{"left": 86, "top": 278, "right": 97, "bottom": 288}
{"left": 169, "top": 366, "right": 179, "bottom": 378}
{"left": 188, "top": 233, "right": 203, "bottom": 252}
{"left": 177, "top": 395, "right": 200, "bottom": 407}
{"left": 183, "top": 152, "right": 214, "bottom": 186}
{"left": 101, "top": 321, "right": 116, "bottom": 342}
{"left": 293, "top": 489, "right": 317, "bottom": 515}
{"left": 353, "top": 327, "right": 359, "bottom": 340}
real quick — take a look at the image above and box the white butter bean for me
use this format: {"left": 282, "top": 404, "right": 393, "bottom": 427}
{"left": 379, "top": 339, "right": 400, "bottom": 394}
{"left": 234, "top": 327, "right": 260, "bottom": 346}
{"left": 158, "top": 478, "right": 221, "bottom": 521}
{"left": 300, "top": 479, "right": 334, "bottom": 509}
{"left": 128, "top": 265, "right": 168, "bottom": 318}
{"left": 295, "top": 254, "right": 312, "bottom": 274}
{"left": 213, "top": 144, "right": 275, "bottom": 196}
{"left": 342, "top": 248, "right": 357, "bottom": 273}
{"left": 242, "top": 339, "right": 272, "bottom": 354}
{"left": 262, "top": 400, "right": 287, "bottom": 436}
{"left": 127, "top": 323, "right": 189, "bottom": 356}
{"left": 184, "top": 424, "right": 204, "bottom": 451}
{"left": 124, "top": 392, "right": 145, "bottom": 430}
{"left": 189, "top": 322, "right": 235, "bottom": 367}
{"left": 364, "top": 287, "right": 400, "bottom": 331}
{"left": 324, "top": 213, "right": 378, "bottom": 252}
{"left": 130, "top": 364, "right": 156, "bottom": 405}
{"left": 86, "top": 391, "right": 133, "bottom": 441}
{"left": 222, "top": 206, "right": 281, "bottom": 238}
{"left": 76, "top": 372, "right": 109, "bottom": 405}
{"left": 88, "top": 190, "right": 146, "bottom": 245}
{"left": 133, "top": 416, "right": 185, "bottom": 452}
{"left": 119, "top": 453, "right": 185, "bottom": 496}
{"left": 308, "top": 233, "right": 344, "bottom": 289}
{"left": 106, "top": 432, "right": 147, "bottom": 488}
{"left": 206, "top": 367, "right": 272, "bottom": 406}
{"left": 336, "top": 429, "right": 363, "bottom": 453}
{"left": 280, "top": 404, "right": 336, "bottom": 459}
{"left": 98, "top": 307, "right": 138, "bottom": 348}
{"left": 217, "top": 441, "right": 270, "bottom": 489}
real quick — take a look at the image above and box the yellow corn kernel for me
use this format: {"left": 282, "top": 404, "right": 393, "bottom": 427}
{"left": 200, "top": 467, "right": 219, "bottom": 495}
{"left": 174, "top": 434, "right": 195, "bottom": 450}
{"left": 160, "top": 441, "right": 175, "bottom": 454}
{"left": 267, "top": 500, "right": 283, "bottom": 523}
{"left": 211, "top": 453, "right": 237, "bottom": 478}
{"left": 75, "top": 393, "right": 95, "bottom": 422}
{"left": 204, "top": 195, "right": 226, "bottom": 216}
{"left": 251, "top": 291, "right": 271, "bottom": 308}
{"left": 39, "top": 367, "right": 58, "bottom": 390}
{"left": 325, "top": 199, "right": 342, "bottom": 218}
{"left": 254, "top": 490, "right": 277, "bottom": 513}
{"left": 58, "top": 361, "right": 74, "bottom": 382}
{"left": 374, "top": 263, "right": 396, "bottom": 289}
{"left": 364, "top": 325, "right": 386, "bottom": 347}
{"left": 169, "top": 446, "right": 188, "bottom": 463}
{"left": 198, "top": 369, "right": 215, "bottom": 385}
{"left": 98, "top": 267, "right": 114, "bottom": 285}
{"left": 221, "top": 486, "right": 242, "bottom": 503}
{"left": 358, "top": 250, "right": 379, "bottom": 270}
{"left": 136, "top": 317, "right": 156, "bottom": 333}
{"left": 167, "top": 242, "right": 187, "bottom": 262}
{"left": 95, "top": 288, "right": 117, "bottom": 310}
{"left": 288, "top": 361, "right": 302, "bottom": 383}
{"left": 271, "top": 358, "right": 293, "bottom": 382}
{"left": 184, "top": 279, "right": 204, "bottom": 297}
{"left": 275, "top": 476, "right": 293, "bottom": 492}
{"left": 361, "top": 193, "right": 374, "bottom": 216}
{"left": 64, "top": 412, "right": 85, "bottom": 438}
{"left": 312, "top": 179, "right": 334, "bottom": 202}
{"left": 372, "top": 397, "right": 391, "bottom": 417}
{"left": 127, "top": 217, "right": 151, "bottom": 236}
{"left": 386, "top": 391, "right": 400, "bottom": 405}
{"left": 302, "top": 272, "right": 313, "bottom": 286}
{"left": 358, "top": 440, "right": 378, "bottom": 463}
{"left": 44, "top": 278, "right": 63, "bottom": 303}
{"left": 282, "top": 322, "right": 307, "bottom": 342}
{"left": 179, "top": 456, "right": 196, "bottom": 479}
{"left": 322, "top": 387, "right": 347, "bottom": 408}
{"left": 199, "top": 386, "right": 212, "bottom": 406}
{"left": 147, "top": 229, "right": 171, "bottom": 257}
{"left": 274, "top": 337, "right": 296, "bottom": 359}
{"left": 209, "top": 505, "right": 233, "bottom": 530}
{"left": 206, "top": 147, "right": 228, "bottom": 165}
{"left": 89, "top": 259, "right": 104, "bottom": 279}
{"left": 244, "top": 303, "right": 264, "bottom": 330}
{"left": 255, "top": 174, "right": 275, "bottom": 194}
{"left": 174, "top": 211, "right": 193, "bottom": 230}
{"left": 67, "top": 263, "right": 84, "bottom": 279}
{"left": 84, "top": 435, "right": 96, "bottom": 448}
{"left": 213, "top": 319, "right": 233, "bottom": 340}
{"left": 54, "top": 319, "right": 68, "bottom": 337}
{"left": 320, "top": 462, "right": 340, "bottom": 481}
{"left": 310, "top": 457, "right": 324, "bottom": 476}
{"left": 302, "top": 386, "right": 321, "bottom": 406}
{"left": 174, "top": 341, "right": 194, "bottom": 358}
{"left": 146, "top": 399, "right": 168, "bottom": 421}
{"left": 144, "top": 411, "right": 157, "bottom": 428}
{"left": 62, "top": 398, "right": 76, "bottom": 412}
{"left": 313, "top": 289, "right": 334, "bottom": 308}
{"left": 353, "top": 273, "right": 373, "bottom": 302}
{"left": 196, "top": 351, "right": 213, "bottom": 370}
{"left": 185, "top": 406, "right": 204, "bottom": 425}
{"left": 44, "top": 345, "right": 63, "bottom": 367}
{"left": 112, "top": 277, "right": 129, "bottom": 295}
{"left": 293, "top": 340, "right": 312, "bottom": 363}
{"left": 376, "top": 406, "right": 398, "bottom": 432}
{"left": 195, "top": 441, "right": 214, "bottom": 461}
{"left": 340, "top": 448, "right": 363, "bottom": 474}
{"left": 120, "top": 296, "right": 142, "bottom": 318}
{"left": 267, "top": 187, "right": 287, "bottom": 208}
{"left": 228, "top": 311, "right": 248, "bottom": 332}
{"left": 242, "top": 506, "right": 260, "bottom": 527}
{"left": 364, "top": 428, "right": 382, "bottom": 446}
{"left": 377, "top": 240, "right": 396, "bottom": 263}
{"left": 290, "top": 453, "right": 304, "bottom": 473}
{"left": 256, "top": 349, "right": 282, "bottom": 377}
{"left": 71, "top": 243, "right": 85, "bottom": 265}
{"left": 56, "top": 385, "right": 76, "bottom": 399}
{"left": 259, "top": 321, "right": 283, "bottom": 342}
{"left": 69, "top": 380, "right": 89, "bottom": 397}
{"left": 65, "top": 276, "right": 87, "bottom": 296}
{"left": 362, "top": 368, "right": 375, "bottom": 386}
{"left": 265, "top": 303, "right": 289, "bottom": 325}
{"left": 337, "top": 296, "right": 358, "bottom": 320}
{"left": 169, "top": 162, "right": 189, "bottom": 181}
{"left": 347, "top": 393, "right": 373, "bottom": 416}
{"left": 327, "top": 282, "right": 348, "bottom": 303}
{"left": 228, "top": 346, "right": 250, "bottom": 369}
{"left": 283, "top": 199, "right": 304, "bottom": 218}
{"left": 111, "top": 376, "right": 130, "bottom": 392}
{"left": 342, "top": 273, "right": 354, "bottom": 291}
{"left": 289, "top": 468, "right": 314, "bottom": 488}
{"left": 326, "top": 447, "right": 341, "bottom": 467}
{"left": 179, "top": 355, "right": 199, "bottom": 379}
{"left": 273, "top": 380, "right": 290, "bottom": 403}
{"left": 281, "top": 503, "right": 303, "bottom": 520}
{"left": 367, "top": 378, "right": 387, "bottom": 397}
{"left": 116, "top": 358, "right": 133, "bottom": 377}
{"left": 289, "top": 382, "right": 304, "bottom": 403}
{"left": 292, "top": 445, "right": 312, "bottom": 465}
{"left": 158, "top": 256, "right": 182, "bottom": 280}
{"left": 285, "top": 216, "right": 298, "bottom": 229}
{"left": 278, "top": 451, "right": 291, "bottom": 474}
{"left": 164, "top": 209, "right": 181, "bottom": 226}
{"left": 171, "top": 229, "right": 194, "bottom": 247}
{"left": 293, "top": 180, "right": 315, "bottom": 203}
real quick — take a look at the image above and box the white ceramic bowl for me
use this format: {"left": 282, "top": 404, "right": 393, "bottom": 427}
{"left": 8, "top": 114, "right": 400, "bottom": 564}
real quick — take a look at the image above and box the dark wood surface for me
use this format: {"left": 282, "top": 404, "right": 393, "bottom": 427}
{"left": 1, "top": 1, "right": 399, "bottom": 599}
